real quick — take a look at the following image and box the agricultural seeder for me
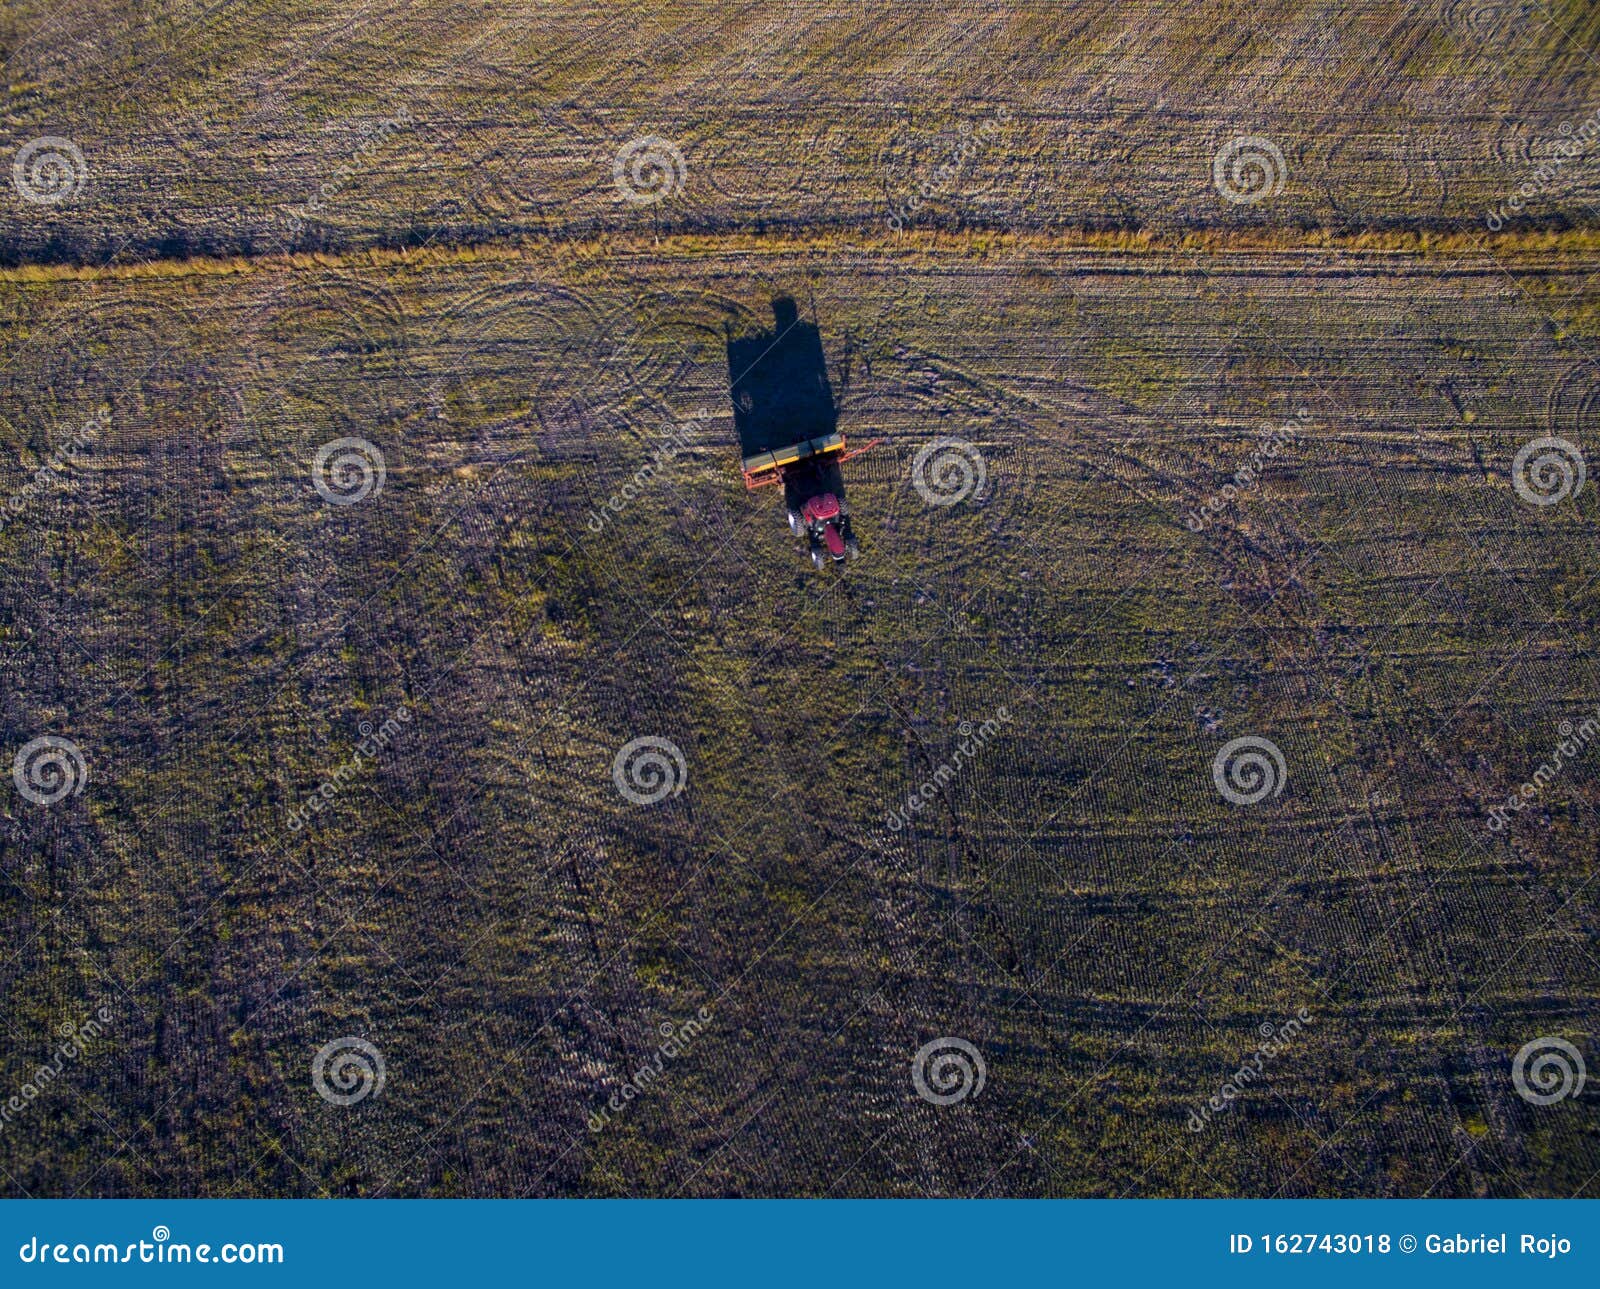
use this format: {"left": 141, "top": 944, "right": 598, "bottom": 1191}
{"left": 740, "top": 430, "right": 878, "bottom": 568}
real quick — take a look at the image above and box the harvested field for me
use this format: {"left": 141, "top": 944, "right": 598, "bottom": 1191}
{"left": 5, "top": 1, "right": 1600, "bottom": 262}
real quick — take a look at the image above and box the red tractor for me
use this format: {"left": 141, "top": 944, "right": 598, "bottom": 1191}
{"left": 746, "top": 433, "right": 877, "bottom": 569}
{"left": 765, "top": 443, "right": 861, "bottom": 567}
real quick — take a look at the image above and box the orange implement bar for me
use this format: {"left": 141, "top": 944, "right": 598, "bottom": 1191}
{"left": 741, "top": 431, "right": 882, "bottom": 490}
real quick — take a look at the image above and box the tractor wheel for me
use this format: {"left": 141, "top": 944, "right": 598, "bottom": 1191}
{"left": 846, "top": 538, "right": 860, "bottom": 558}
{"left": 787, "top": 510, "right": 804, "bottom": 537}
{"left": 810, "top": 548, "right": 826, "bottom": 570}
